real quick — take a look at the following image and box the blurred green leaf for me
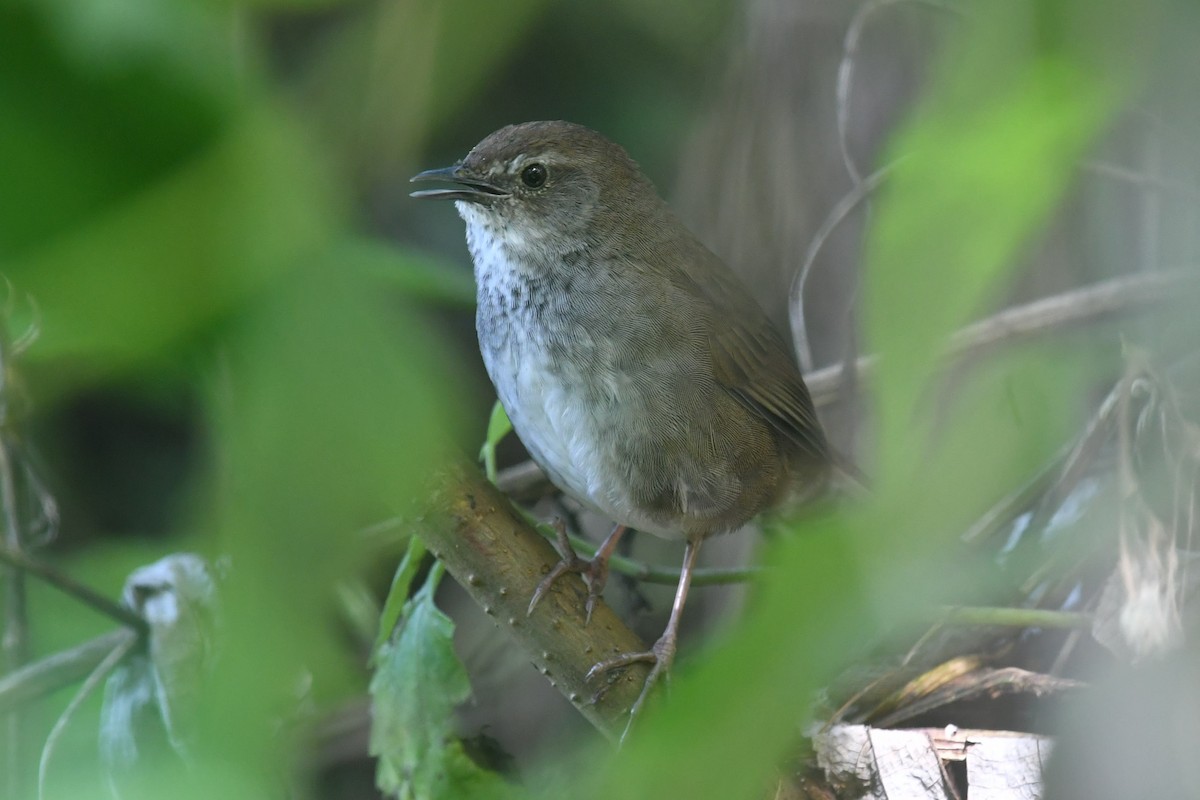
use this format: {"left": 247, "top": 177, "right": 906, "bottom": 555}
{"left": 299, "top": 0, "right": 553, "bottom": 180}
{"left": 374, "top": 536, "right": 427, "bottom": 656}
{"left": 1, "top": 0, "right": 342, "bottom": 384}
{"left": 342, "top": 238, "right": 476, "bottom": 307}
{"left": 0, "top": 0, "right": 235, "bottom": 256}
{"left": 370, "top": 565, "right": 517, "bottom": 800}
{"left": 11, "top": 110, "right": 338, "bottom": 372}
{"left": 198, "top": 260, "right": 464, "bottom": 779}
{"left": 572, "top": 512, "right": 873, "bottom": 800}
{"left": 478, "top": 400, "right": 511, "bottom": 483}
{"left": 867, "top": 62, "right": 1114, "bottom": 487}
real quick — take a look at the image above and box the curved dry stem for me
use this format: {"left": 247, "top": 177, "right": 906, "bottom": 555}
{"left": 0, "top": 630, "right": 139, "bottom": 716}
{"left": 37, "top": 634, "right": 138, "bottom": 800}
{"left": 789, "top": 163, "right": 896, "bottom": 371}
{"left": 836, "top": 0, "right": 965, "bottom": 185}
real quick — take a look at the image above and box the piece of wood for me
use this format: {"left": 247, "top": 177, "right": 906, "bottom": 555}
{"left": 869, "top": 727, "right": 954, "bottom": 800}
{"left": 967, "top": 733, "right": 1053, "bottom": 800}
{"left": 814, "top": 724, "right": 1054, "bottom": 800}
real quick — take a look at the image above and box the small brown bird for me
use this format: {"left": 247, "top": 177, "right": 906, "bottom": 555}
{"left": 412, "top": 121, "right": 830, "bottom": 720}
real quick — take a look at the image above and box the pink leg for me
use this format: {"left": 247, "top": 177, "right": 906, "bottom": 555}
{"left": 586, "top": 538, "right": 702, "bottom": 739}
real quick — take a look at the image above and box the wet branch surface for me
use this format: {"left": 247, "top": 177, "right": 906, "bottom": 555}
{"left": 413, "top": 462, "right": 652, "bottom": 740}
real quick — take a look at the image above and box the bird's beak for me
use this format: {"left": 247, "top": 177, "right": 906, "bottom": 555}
{"left": 409, "top": 165, "right": 508, "bottom": 203}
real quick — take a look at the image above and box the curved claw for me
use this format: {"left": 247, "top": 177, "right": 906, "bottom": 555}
{"left": 585, "top": 648, "right": 658, "bottom": 683}
{"left": 527, "top": 520, "right": 617, "bottom": 622}
{"left": 582, "top": 556, "right": 610, "bottom": 623}
{"left": 527, "top": 555, "right": 585, "bottom": 615}
{"left": 527, "top": 552, "right": 611, "bottom": 620}
{"left": 586, "top": 636, "right": 677, "bottom": 743}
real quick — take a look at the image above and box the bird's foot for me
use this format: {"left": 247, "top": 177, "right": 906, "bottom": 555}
{"left": 527, "top": 519, "right": 611, "bottom": 624}
{"left": 586, "top": 632, "right": 677, "bottom": 742}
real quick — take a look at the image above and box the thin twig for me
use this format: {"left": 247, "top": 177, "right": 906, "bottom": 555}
{"left": 790, "top": 163, "right": 896, "bottom": 373}
{"left": 835, "top": 0, "right": 962, "bottom": 185}
{"left": 840, "top": 0, "right": 960, "bottom": 181}
{"left": 937, "top": 606, "right": 1090, "bottom": 629}
{"left": 797, "top": 0, "right": 961, "bottom": 375}
{"left": 948, "top": 270, "right": 1185, "bottom": 358}
{"left": 0, "top": 545, "right": 147, "bottom": 636}
{"left": 1, "top": 443, "right": 27, "bottom": 650}
{"left": 835, "top": 0, "right": 870, "bottom": 185}
{"left": 1083, "top": 160, "right": 1200, "bottom": 205}
{"left": 1, "top": 441, "right": 28, "bottom": 798}
{"left": 558, "top": 526, "right": 760, "bottom": 587}
{"left": 0, "top": 299, "right": 44, "bottom": 798}
{"left": 38, "top": 633, "right": 137, "bottom": 800}
{"left": 0, "top": 630, "right": 138, "bottom": 716}
{"left": 495, "top": 460, "right": 552, "bottom": 500}
{"left": 808, "top": 268, "right": 1192, "bottom": 406}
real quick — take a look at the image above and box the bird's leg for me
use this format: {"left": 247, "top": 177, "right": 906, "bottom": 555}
{"left": 528, "top": 522, "right": 628, "bottom": 624}
{"left": 586, "top": 539, "right": 701, "bottom": 738}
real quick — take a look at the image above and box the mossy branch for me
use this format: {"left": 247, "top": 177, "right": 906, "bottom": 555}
{"left": 414, "top": 462, "right": 651, "bottom": 740}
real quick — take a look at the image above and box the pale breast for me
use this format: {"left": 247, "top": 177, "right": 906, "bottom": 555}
{"left": 464, "top": 209, "right": 761, "bottom": 540}
{"left": 472, "top": 282, "right": 685, "bottom": 536}
{"left": 480, "top": 296, "right": 686, "bottom": 539}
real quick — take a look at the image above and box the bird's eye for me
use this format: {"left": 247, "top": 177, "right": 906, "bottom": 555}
{"left": 520, "top": 163, "right": 548, "bottom": 188}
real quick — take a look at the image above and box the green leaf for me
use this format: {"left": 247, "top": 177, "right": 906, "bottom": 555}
{"left": 478, "top": 401, "right": 512, "bottom": 483}
{"left": 370, "top": 568, "right": 518, "bottom": 800}
{"left": 296, "top": 0, "right": 553, "bottom": 182}
{"left": 0, "top": 0, "right": 235, "bottom": 256}
{"left": 200, "top": 260, "right": 465, "bottom": 779}
{"left": 10, "top": 110, "right": 338, "bottom": 370}
{"left": 867, "top": 60, "right": 1114, "bottom": 476}
{"left": 1, "top": 0, "right": 338, "bottom": 379}
{"left": 341, "top": 238, "right": 476, "bottom": 308}
{"left": 373, "top": 536, "right": 428, "bottom": 657}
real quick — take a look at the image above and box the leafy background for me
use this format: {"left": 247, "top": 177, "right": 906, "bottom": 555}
{"left": 1, "top": 0, "right": 1198, "bottom": 798}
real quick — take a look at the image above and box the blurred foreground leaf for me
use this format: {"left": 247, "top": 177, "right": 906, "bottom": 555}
{"left": 192, "top": 255, "right": 464, "bottom": 791}
{"left": 0, "top": 0, "right": 234, "bottom": 256}
{"left": 300, "top": 0, "right": 553, "bottom": 179}
{"left": 867, "top": 66, "right": 1115, "bottom": 492}
{"left": 11, "top": 111, "right": 337, "bottom": 371}
{"left": 342, "top": 238, "right": 476, "bottom": 308}
{"left": 1, "top": 0, "right": 338, "bottom": 383}
{"left": 0, "top": 0, "right": 479, "bottom": 796}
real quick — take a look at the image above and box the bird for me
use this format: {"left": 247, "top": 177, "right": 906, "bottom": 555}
{"left": 411, "top": 120, "right": 831, "bottom": 723}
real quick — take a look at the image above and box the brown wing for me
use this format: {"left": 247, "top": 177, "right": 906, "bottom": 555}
{"left": 672, "top": 237, "right": 829, "bottom": 463}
